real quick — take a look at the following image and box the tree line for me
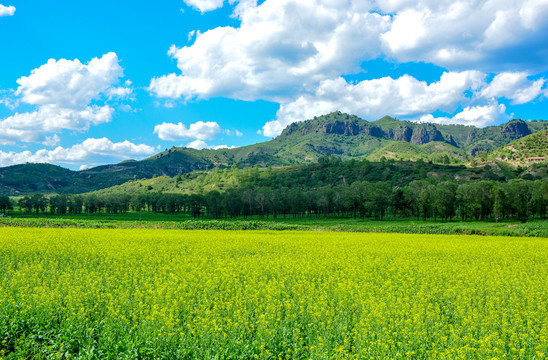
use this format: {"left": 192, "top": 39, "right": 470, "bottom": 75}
{"left": 11, "top": 179, "right": 548, "bottom": 222}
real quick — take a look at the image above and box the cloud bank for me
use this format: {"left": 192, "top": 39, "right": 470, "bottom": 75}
{"left": 152, "top": 0, "right": 548, "bottom": 135}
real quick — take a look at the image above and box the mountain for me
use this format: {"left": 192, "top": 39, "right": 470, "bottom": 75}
{"left": 0, "top": 112, "right": 546, "bottom": 195}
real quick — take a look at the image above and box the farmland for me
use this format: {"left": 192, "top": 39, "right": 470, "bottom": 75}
{"left": 1, "top": 228, "right": 547, "bottom": 359}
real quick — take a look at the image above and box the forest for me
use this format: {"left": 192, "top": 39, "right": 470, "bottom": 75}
{"left": 4, "top": 157, "right": 546, "bottom": 223}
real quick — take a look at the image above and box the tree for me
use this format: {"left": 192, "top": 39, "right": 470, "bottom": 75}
{"left": 0, "top": 196, "right": 12, "bottom": 214}
{"left": 491, "top": 185, "right": 507, "bottom": 222}
{"left": 507, "top": 180, "right": 533, "bottom": 222}
{"left": 30, "top": 194, "right": 47, "bottom": 215}
{"left": 365, "top": 182, "right": 391, "bottom": 220}
{"left": 433, "top": 182, "right": 457, "bottom": 221}
{"left": 19, "top": 196, "right": 32, "bottom": 214}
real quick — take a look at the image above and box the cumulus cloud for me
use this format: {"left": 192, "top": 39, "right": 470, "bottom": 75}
{"left": 418, "top": 102, "right": 509, "bottom": 127}
{"left": 0, "top": 105, "right": 113, "bottom": 145}
{"left": 151, "top": 0, "right": 548, "bottom": 106}
{"left": 186, "top": 139, "right": 209, "bottom": 149}
{"left": 154, "top": 121, "right": 222, "bottom": 141}
{"left": 0, "top": 4, "right": 15, "bottom": 16}
{"left": 186, "top": 140, "right": 236, "bottom": 150}
{"left": 378, "top": 0, "right": 548, "bottom": 71}
{"left": 183, "top": 0, "right": 225, "bottom": 12}
{"left": 263, "top": 71, "right": 485, "bottom": 137}
{"left": 150, "top": 0, "right": 390, "bottom": 101}
{"left": 150, "top": 0, "right": 548, "bottom": 136}
{"left": 42, "top": 134, "right": 61, "bottom": 147}
{"left": 480, "top": 72, "right": 545, "bottom": 104}
{"left": 0, "top": 138, "right": 156, "bottom": 168}
{"left": 16, "top": 52, "right": 122, "bottom": 108}
{"left": 0, "top": 53, "right": 126, "bottom": 144}
{"left": 106, "top": 86, "right": 133, "bottom": 99}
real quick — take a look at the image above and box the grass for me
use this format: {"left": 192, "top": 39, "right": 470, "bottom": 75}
{"left": 1, "top": 211, "right": 547, "bottom": 237}
{"left": 0, "top": 229, "right": 547, "bottom": 358}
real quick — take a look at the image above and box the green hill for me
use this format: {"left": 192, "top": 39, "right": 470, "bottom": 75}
{"left": 0, "top": 112, "right": 546, "bottom": 195}
{"left": 89, "top": 159, "right": 510, "bottom": 198}
{"left": 489, "top": 130, "right": 548, "bottom": 162}
{"left": 367, "top": 141, "right": 469, "bottom": 163}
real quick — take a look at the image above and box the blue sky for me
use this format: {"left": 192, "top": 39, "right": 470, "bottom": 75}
{"left": 1, "top": 0, "right": 547, "bottom": 170}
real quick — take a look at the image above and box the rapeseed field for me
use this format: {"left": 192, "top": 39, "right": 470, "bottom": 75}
{"left": 0, "top": 228, "right": 547, "bottom": 359}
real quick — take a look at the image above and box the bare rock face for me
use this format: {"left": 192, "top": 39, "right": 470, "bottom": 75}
{"left": 324, "top": 121, "right": 363, "bottom": 136}
{"left": 500, "top": 120, "right": 531, "bottom": 140}
{"left": 410, "top": 125, "right": 445, "bottom": 145}
{"left": 466, "top": 129, "right": 477, "bottom": 145}
{"left": 445, "top": 134, "right": 458, "bottom": 147}
{"left": 384, "top": 126, "right": 414, "bottom": 142}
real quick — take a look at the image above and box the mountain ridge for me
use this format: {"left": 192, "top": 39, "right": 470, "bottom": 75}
{"left": 0, "top": 112, "right": 546, "bottom": 195}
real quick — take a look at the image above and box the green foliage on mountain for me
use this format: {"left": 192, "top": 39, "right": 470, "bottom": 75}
{"left": 0, "top": 112, "right": 546, "bottom": 195}
{"left": 488, "top": 130, "right": 548, "bottom": 162}
{"left": 367, "top": 141, "right": 469, "bottom": 163}
{"left": 91, "top": 157, "right": 517, "bottom": 198}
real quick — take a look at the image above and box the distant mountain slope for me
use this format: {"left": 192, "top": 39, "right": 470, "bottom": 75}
{"left": 367, "top": 141, "right": 469, "bottom": 163}
{"left": 0, "top": 112, "right": 546, "bottom": 195}
{"left": 488, "top": 130, "right": 548, "bottom": 163}
{"left": 89, "top": 160, "right": 509, "bottom": 198}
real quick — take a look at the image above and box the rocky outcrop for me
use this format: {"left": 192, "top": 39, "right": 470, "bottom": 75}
{"left": 500, "top": 120, "right": 531, "bottom": 140}
{"left": 466, "top": 129, "right": 477, "bottom": 145}
{"left": 324, "top": 121, "right": 364, "bottom": 136}
{"left": 385, "top": 126, "right": 413, "bottom": 142}
{"left": 445, "top": 134, "right": 458, "bottom": 147}
{"left": 410, "top": 124, "right": 445, "bottom": 145}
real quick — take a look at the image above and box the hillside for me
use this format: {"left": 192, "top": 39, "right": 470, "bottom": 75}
{"left": 89, "top": 158, "right": 511, "bottom": 197}
{"left": 0, "top": 112, "right": 546, "bottom": 195}
{"left": 367, "top": 141, "right": 469, "bottom": 163}
{"left": 488, "top": 130, "right": 548, "bottom": 163}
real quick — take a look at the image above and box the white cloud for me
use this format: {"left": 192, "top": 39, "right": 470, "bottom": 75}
{"left": 186, "top": 139, "right": 209, "bottom": 149}
{"left": 154, "top": 121, "right": 222, "bottom": 141}
{"left": 381, "top": 8, "right": 428, "bottom": 54}
{"left": 418, "top": 102, "right": 509, "bottom": 127}
{"left": 225, "top": 129, "right": 243, "bottom": 136}
{"left": 378, "top": 0, "right": 548, "bottom": 71}
{"left": 0, "top": 105, "right": 113, "bottom": 145}
{"left": 16, "top": 52, "right": 122, "bottom": 108}
{"left": 106, "top": 86, "right": 133, "bottom": 99}
{"left": 0, "top": 4, "right": 15, "bottom": 17}
{"left": 149, "top": 0, "right": 548, "bottom": 139}
{"left": 183, "top": 0, "right": 225, "bottom": 12}
{"left": 42, "top": 134, "right": 61, "bottom": 147}
{"left": 152, "top": 0, "right": 548, "bottom": 108}
{"left": 212, "top": 144, "right": 236, "bottom": 150}
{"left": 0, "top": 96, "right": 18, "bottom": 110}
{"left": 186, "top": 140, "right": 236, "bottom": 150}
{"left": 150, "top": 0, "right": 390, "bottom": 102}
{"left": 263, "top": 71, "right": 485, "bottom": 137}
{"left": 480, "top": 72, "right": 545, "bottom": 104}
{"left": 0, "top": 138, "right": 156, "bottom": 168}
{"left": 0, "top": 53, "right": 125, "bottom": 144}
{"left": 520, "top": 0, "right": 548, "bottom": 31}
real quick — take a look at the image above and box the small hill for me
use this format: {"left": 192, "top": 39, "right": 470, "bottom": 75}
{"left": 367, "top": 141, "right": 469, "bottom": 163}
{"left": 488, "top": 130, "right": 548, "bottom": 164}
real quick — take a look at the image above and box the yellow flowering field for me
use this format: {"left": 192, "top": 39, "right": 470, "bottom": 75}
{"left": 0, "top": 228, "right": 547, "bottom": 359}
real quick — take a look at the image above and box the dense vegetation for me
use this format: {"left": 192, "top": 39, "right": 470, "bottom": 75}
{"left": 489, "top": 129, "right": 548, "bottom": 163}
{"left": 10, "top": 158, "right": 547, "bottom": 223}
{"left": 1, "top": 229, "right": 547, "bottom": 359}
{"left": 1, "top": 113, "right": 546, "bottom": 196}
